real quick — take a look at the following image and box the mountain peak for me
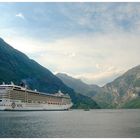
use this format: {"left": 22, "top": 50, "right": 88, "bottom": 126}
{"left": 56, "top": 72, "right": 102, "bottom": 95}
{"left": 56, "top": 73, "right": 84, "bottom": 83}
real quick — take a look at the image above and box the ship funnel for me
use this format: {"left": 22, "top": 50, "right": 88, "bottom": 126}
{"left": 11, "top": 81, "right": 14, "bottom": 85}
{"left": 58, "top": 90, "right": 64, "bottom": 95}
{"left": 58, "top": 90, "right": 61, "bottom": 94}
{"left": 25, "top": 84, "right": 28, "bottom": 89}
{"left": 2, "top": 82, "right": 5, "bottom": 85}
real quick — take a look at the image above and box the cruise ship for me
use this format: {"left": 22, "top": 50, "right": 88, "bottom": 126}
{"left": 0, "top": 82, "right": 73, "bottom": 111}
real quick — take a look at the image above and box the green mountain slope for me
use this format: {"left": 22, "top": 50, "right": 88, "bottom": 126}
{"left": 121, "top": 97, "right": 140, "bottom": 109}
{"left": 103, "top": 65, "right": 140, "bottom": 107}
{"left": 0, "top": 37, "right": 100, "bottom": 109}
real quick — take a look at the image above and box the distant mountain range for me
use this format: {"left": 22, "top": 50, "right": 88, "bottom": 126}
{"left": 56, "top": 73, "right": 113, "bottom": 108}
{"left": 56, "top": 73, "right": 103, "bottom": 97}
{"left": 0, "top": 37, "right": 100, "bottom": 109}
{"left": 56, "top": 65, "right": 140, "bottom": 109}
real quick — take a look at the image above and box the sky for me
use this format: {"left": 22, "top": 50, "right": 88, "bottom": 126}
{"left": 0, "top": 2, "right": 140, "bottom": 86}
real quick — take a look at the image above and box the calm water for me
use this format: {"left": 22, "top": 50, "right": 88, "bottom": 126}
{"left": 0, "top": 109, "right": 140, "bottom": 138}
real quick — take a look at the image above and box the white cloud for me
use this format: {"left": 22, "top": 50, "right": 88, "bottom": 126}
{"left": 1, "top": 3, "right": 140, "bottom": 86}
{"left": 60, "top": 3, "right": 140, "bottom": 34}
{"left": 16, "top": 13, "right": 25, "bottom": 19}
{"left": 4, "top": 36, "right": 46, "bottom": 55}
{"left": 74, "top": 66, "right": 125, "bottom": 86}
{"left": 3, "top": 32, "right": 140, "bottom": 86}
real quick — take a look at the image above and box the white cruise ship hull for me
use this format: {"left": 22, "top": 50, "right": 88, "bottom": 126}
{"left": 0, "top": 99, "right": 73, "bottom": 111}
{"left": 0, "top": 84, "right": 73, "bottom": 111}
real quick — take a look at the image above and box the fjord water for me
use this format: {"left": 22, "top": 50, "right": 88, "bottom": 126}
{"left": 0, "top": 109, "right": 140, "bottom": 138}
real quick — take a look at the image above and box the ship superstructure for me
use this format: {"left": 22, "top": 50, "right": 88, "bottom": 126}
{"left": 0, "top": 83, "right": 73, "bottom": 111}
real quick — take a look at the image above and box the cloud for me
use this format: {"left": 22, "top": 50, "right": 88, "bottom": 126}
{"left": 2, "top": 3, "right": 140, "bottom": 45}
{"left": 16, "top": 13, "right": 25, "bottom": 19}
{"left": 1, "top": 3, "right": 140, "bottom": 86}
{"left": 5, "top": 31, "right": 140, "bottom": 86}
{"left": 59, "top": 3, "right": 140, "bottom": 34}
{"left": 74, "top": 66, "right": 125, "bottom": 86}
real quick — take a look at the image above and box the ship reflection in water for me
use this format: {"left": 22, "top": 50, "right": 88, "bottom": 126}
{"left": 0, "top": 109, "right": 140, "bottom": 138}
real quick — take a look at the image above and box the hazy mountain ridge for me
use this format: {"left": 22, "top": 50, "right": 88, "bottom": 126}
{"left": 56, "top": 73, "right": 102, "bottom": 96}
{"left": 56, "top": 73, "right": 114, "bottom": 108}
{"left": 0, "top": 37, "right": 100, "bottom": 109}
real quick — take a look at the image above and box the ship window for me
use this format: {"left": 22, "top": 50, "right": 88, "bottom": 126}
{"left": 0, "top": 87, "right": 5, "bottom": 89}
{"left": 28, "top": 100, "right": 32, "bottom": 103}
{"left": 0, "top": 100, "right": 2, "bottom": 102}
{"left": 14, "top": 87, "right": 21, "bottom": 90}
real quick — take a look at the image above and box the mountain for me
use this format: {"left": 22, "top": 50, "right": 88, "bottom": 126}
{"left": 121, "top": 97, "right": 140, "bottom": 109}
{"left": 103, "top": 65, "right": 140, "bottom": 108}
{"left": 0, "top": 37, "right": 100, "bottom": 109}
{"left": 56, "top": 73, "right": 100, "bottom": 95}
{"left": 56, "top": 73, "right": 113, "bottom": 108}
{"left": 56, "top": 65, "right": 140, "bottom": 109}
